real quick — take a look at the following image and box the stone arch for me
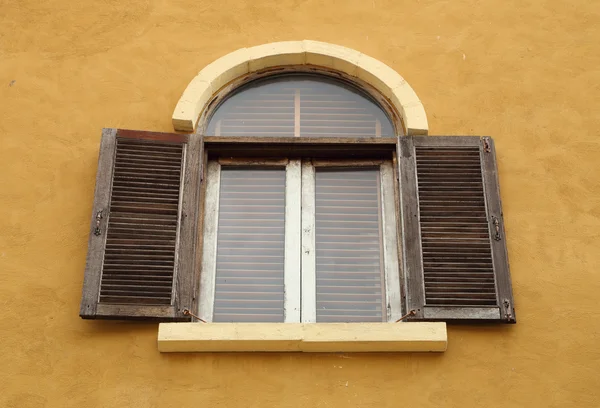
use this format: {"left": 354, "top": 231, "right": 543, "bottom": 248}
{"left": 172, "top": 40, "right": 428, "bottom": 135}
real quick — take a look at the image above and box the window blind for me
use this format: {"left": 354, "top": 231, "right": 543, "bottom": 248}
{"left": 314, "top": 169, "right": 385, "bottom": 322}
{"left": 206, "top": 75, "right": 394, "bottom": 138}
{"left": 212, "top": 168, "right": 286, "bottom": 322}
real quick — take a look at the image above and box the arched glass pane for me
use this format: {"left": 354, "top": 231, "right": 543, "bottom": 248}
{"left": 206, "top": 75, "right": 395, "bottom": 138}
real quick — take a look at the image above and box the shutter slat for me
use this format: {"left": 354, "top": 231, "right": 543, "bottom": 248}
{"left": 400, "top": 136, "right": 515, "bottom": 322}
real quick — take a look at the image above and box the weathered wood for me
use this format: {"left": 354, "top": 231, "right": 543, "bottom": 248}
{"left": 301, "top": 161, "right": 316, "bottom": 322}
{"left": 311, "top": 159, "right": 385, "bottom": 167}
{"left": 205, "top": 137, "right": 395, "bottom": 160}
{"left": 392, "top": 148, "right": 407, "bottom": 313}
{"left": 217, "top": 157, "right": 289, "bottom": 166}
{"left": 174, "top": 133, "right": 202, "bottom": 320}
{"left": 411, "top": 136, "right": 481, "bottom": 147}
{"left": 481, "top": 137, "right": 516, "bottom": 323}
{"left": 198, "top": 161, "right": 221, "bottom": 321}
{"left": 191, "top": 148, "right": 209, "bottom": 321}
{"left": 423, "top": 306, "right": 500, "bottom": 320}
{"left": 80, "top": 128, "right": 117, "bottom": 319}
{"left": 398, "top": 137, "right": 425, "bottom": 319}
{"left": 96, "top": 304, "right": 182, "bottom": 320}
{"left": 80, "top": 129, "right": 196, "bottom": 321}
{"left": 284, "top": 160, "right": 302, "bottom": 322}
{"left": 117, "top": 129, "right": 189, "bottom": 143}
{"left": 204, "top": 136, "right": 395, "bottom": 145}
{"left": 400, "top": 136, "right": 515, "bottom": 323}
{"left": 381, "top": 161, "right": 402, "bottom": 322}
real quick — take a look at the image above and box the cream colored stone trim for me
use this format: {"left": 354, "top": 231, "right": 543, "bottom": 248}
{"left": 157, "top": 322, "right": 447, "bottom": 353}
{"left": 172, "top": 40, "right": 428, "bottom": 135}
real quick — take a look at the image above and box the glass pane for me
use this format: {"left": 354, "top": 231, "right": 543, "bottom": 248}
{"left": 213, "top": 168, "right": 286, "bottom": 322}
{"left": 206, "top": 74, "right": 394, "bottom": 138}
{"left": 314, "top": 168, "right": 385, "bottom": 322}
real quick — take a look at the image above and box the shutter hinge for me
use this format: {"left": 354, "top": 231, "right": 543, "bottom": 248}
{"left": 183, "top": 309, "right": 206, "bottom": 323}
{"left": 94, "top": 210, "right": 103, "bottom": 236}
{"left": 503, "top": 299, "right": 513, "bottom": 321}
{"left": 482, "top": 137, "right": 492, "bottom": 153}
{"left": 492, "top": 216, "right": 501, "bottom": 241}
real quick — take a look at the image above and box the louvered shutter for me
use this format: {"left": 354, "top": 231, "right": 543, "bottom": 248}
{"left": 399, "top": 136, "right": 515, "bottom": 323}
{"left": 80, "top": 128, "right": 202, "bottom": 320}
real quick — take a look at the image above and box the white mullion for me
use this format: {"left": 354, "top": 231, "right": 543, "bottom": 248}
{"left": 198, "top": 161, "right": 221, "bottom": 322}
{"left": 284, "top": 160, "right": 302, "bottom": 322}
{"left": 381, "top": 161, "right": 402, "bottom": 322}
{"left": 301, "top": 161, "right": 317, "bottom": 323}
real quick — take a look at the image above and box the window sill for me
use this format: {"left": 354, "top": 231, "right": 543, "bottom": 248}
{"left": 157, "top": 322, "right": 447, "bottom": 353}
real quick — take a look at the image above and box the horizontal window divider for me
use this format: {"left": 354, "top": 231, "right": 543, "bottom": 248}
{"left": 204, "top": 136, "right": 396, "bottom": 144}
{"left": 205, "top": 138, "right": 396, "bottom": 160}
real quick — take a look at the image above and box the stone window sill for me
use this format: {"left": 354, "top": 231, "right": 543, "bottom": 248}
{"left": 158, "top": 322, "right": 446, "bottom": 353}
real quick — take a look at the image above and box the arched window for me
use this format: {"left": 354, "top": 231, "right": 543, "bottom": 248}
{"left": 205, "top": 74, "right": 395, "bottom": 138}
{"left": 81, "top": 42, "right": 515, "bottom": 339}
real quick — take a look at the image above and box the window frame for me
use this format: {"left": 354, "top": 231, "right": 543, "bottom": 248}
{"left": 301, "top": 159, "right": 402, "bottom": 323}
{"left": 195, "top": 66, "right": 406, "bottom": 137}
{"left": 197, "top": 153, "right": 402, "bottom": 323}
{"left": 199, "top": 158, "right": 301, "bottom": 323}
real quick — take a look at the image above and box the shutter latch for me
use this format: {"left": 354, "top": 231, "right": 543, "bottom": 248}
{"left": 482, "top": 137, "right": 492, "bottom": 153}
{"left": 503, "top": 299, "right": 513, "bottom": 321}
{"left": 94, "top": 210, "right": 103, "bottom": 236}
{"left": 492, "top": 216, "right": 501, "bottom": 241}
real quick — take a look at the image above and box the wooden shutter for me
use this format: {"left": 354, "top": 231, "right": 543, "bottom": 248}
{"left": 79, "top": 128, "right": 202, "bottom": 320}
{"left": 398, "top": 136, "right": 515, "bottom": 323}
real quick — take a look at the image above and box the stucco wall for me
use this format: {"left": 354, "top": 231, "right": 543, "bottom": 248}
{"left": 1, "top": 0, "right": 599, "bottom": 406}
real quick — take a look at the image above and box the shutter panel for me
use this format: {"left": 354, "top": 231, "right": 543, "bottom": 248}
{"left": 80, "top": 128, "right": 202, "bottom": 320}
{"left": 399, "top": 136, "right": 515, "bottom": 323}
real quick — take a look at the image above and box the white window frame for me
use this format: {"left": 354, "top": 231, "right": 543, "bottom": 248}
{"left": 198, "top": 158, "right": 401, "bottom": 323}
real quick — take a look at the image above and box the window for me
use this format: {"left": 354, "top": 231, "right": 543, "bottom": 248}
{"left": 205, "top": 74, "right": 395, "bottom": 138}
{"left": 80, "top": 74, "right": 515, "bottom": 325}
{"left": 198, "top": 159, "right": 401, "bottom": 323}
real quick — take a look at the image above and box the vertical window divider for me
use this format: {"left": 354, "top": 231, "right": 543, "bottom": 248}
{"left": 198, "top": 161, "right": 221, "bottom": 322}
{"left": 294, "top": 89, "right": 301, "bottom": 137}
{"left": 301, "top": 160, "right": 317, "bottom": 322}
{"left": 381, "top": 161, "right": 403, "bottom": 322}
{"left": 284, "top": 160, "right": 302, "bottom": 322}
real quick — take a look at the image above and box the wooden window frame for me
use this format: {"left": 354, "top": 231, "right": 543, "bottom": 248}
{"left": 199, "top": 158, "right": 302, "bottom": 323}
{"left": 300, "top": 159, "right": 402, "bottom": 323}
{"left": 196, "top": 140, "right": 402, "bottom": 323}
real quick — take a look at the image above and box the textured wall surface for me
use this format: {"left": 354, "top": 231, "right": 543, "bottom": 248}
{"left": 1, "top": 0, "right": 599, "bottom": 407}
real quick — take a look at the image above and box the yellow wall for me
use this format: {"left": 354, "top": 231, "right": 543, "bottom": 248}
{"left": 1, "top": 0, "right": 599, "bottom": 406}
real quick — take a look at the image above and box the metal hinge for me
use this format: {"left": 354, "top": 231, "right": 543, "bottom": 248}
{"left": 503, "top": 299, "right": 513, "bottom": 321}
{"left": 94, "top": 210, "right": 103, "bottom": 236}
{"left": 482, "top": 137, "right": 492, "bottom": 153}
{"left": 492, "top": 216, "right": 502, "bottom": 241}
